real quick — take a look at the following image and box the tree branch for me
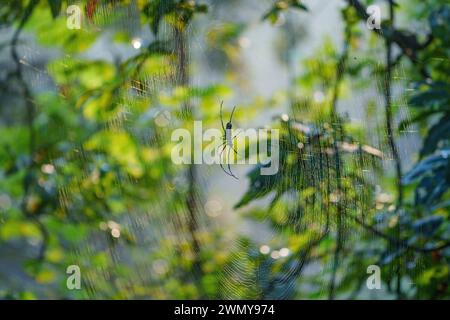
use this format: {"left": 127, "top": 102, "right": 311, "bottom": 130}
{"left": 328, "top": 22, "right": 350, "bottom": 301}
{"left": 346, "top": 0, "right": 433, "bottom": 64}
{"left": 10, "top": 0, "right": 48, "bottom": 262}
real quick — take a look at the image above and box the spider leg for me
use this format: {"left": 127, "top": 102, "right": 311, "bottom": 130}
{"left": 232, "top": 130, "right": 241, "bottom": 140}
{"left": 220, "top": 101, "right": 225, "bottom": 132}
{"left": 218, "top": 144, "right": 237, "bottom": 179}
{"left": 218, "top": 143, "right": 226, "bottom": 161}
{"left": 231, "top": 130, "right": 241, "bottom": 156}
{"left": 227, "top": 146, "right": 238, "bottom": 180}
{"left": 219, "top": 144, "right": 228, "bottom": 175}
{"left": 229, "top": 105, "right": 237, "bottom": 123}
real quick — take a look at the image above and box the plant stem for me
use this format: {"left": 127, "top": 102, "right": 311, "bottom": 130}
{"left": 174, "top": 24, "right": 204, "bottom": 295}
{"left": 328, "top": 33, "right": 350, "bottom": 301}
{"left": 10, "top": 0, "right": 48, "bottom": 261}
{"left": 383, "top": 0, "right": 403, "bottom": 299}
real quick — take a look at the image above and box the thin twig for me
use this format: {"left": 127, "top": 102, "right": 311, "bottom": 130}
{"left": 174, "top": 24, "right": 205, "bottom": 296}
{"left": 328, "top": 23, "right": 351, "bottom": 301}
{"left": 383, "top": 0, "right": 403, "bottom": 298}
{"left": 10, "top": 0, "right": 48, "bottom": 262}
{"left": 350, "top": 213, "right": 450, "bottom": 253}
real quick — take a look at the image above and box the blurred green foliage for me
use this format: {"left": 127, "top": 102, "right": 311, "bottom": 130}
{"left": 0, "top": 0, "right": 449, "bottom": 300}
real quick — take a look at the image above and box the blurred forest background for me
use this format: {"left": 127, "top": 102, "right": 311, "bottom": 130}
{"left": 0, "top": 0, "right": 449, "bottom": 299}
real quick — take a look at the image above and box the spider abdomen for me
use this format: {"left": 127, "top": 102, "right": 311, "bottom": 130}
{"left": 226, "top": 128, "right": 233, "bottom": 146}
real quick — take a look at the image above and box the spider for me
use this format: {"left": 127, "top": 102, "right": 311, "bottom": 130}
{"left": 218, "top": 101, "right": 240, "bottom": 179}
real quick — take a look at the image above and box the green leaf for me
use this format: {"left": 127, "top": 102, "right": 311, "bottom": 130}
{"left": 429, "top": 5, "right": 450, "bottom": 46}
{"left": 404, "top": 148, "right": 450, "bottom": 207}
{"left": 262, "top": 1, "right": 308, "bottom": 23}
{"left": 412, "top": 215, "right": 444, "bottom": 236}
{"left": 399, "top": 109, "right": 444, "bottom": 131}
{"left": 421, "top": 115, "right": 450, "bottom": 157}
{"left": 403, "top": 149, "right": 450, "bottom": 184}
{"left": 48, "top": 0, "right": 62, "bottom": 18}
{"left": 409, "top": 82, "right": 450, "bottom": 110}
{"left": 147, "top": 40, "right": 171, "bottom": 54}
{"left": 234, "top": 163, "right": 280, "bottom": 209}
{"left": 415, "top": 175, "right": 448, "bottom": 207}
{"left": 146, "top": 0, "right": 177, "bottom": 35}
{"left": 291, "top": 2, "right": 308, "bottom": 11}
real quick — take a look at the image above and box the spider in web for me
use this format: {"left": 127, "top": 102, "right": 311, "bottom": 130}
{"left": 218, "top": 101, "right": 241, "bottom": 179}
